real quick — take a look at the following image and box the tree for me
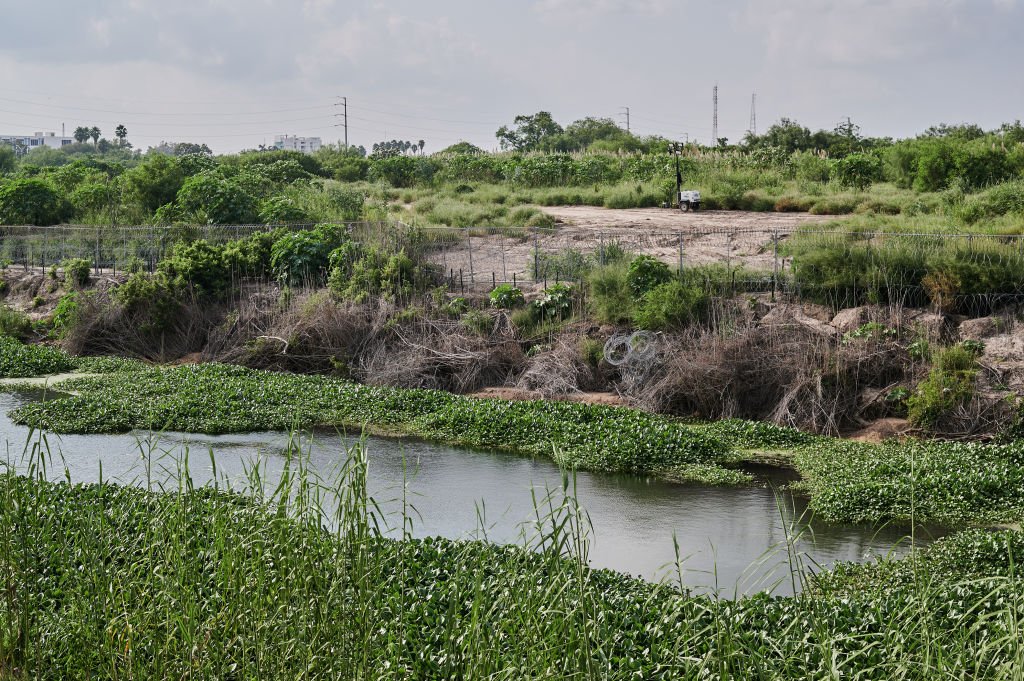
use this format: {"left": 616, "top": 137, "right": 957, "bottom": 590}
{"left": 0, "top": 145, "right": 17, "bottom": 174}
{"left": 0, "top": 178, "right": 73, "bottom": 225}
{"left": 73, "top": 126, "right": 90, "bottom": 144}
{"left": 115, "top": 124, "right": 128, "bottom": 147}
{"left": 89, "top": 126, "right": 101, "bottom": 146}
{"left": 418, "top": 140, "right": 425, "bottom": 154}
{"left": 173, "top": 142, "right": 212, "bottom": 156}
{"left": 495, "top": 111, "right": 563, "bottom": 151}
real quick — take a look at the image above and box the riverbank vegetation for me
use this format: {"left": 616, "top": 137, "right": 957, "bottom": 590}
{"left": 1, "top": 437, "right": 1022, "bottom": 679}
{"left": 7, "top": 361, "right": 1024, "bottom": 526}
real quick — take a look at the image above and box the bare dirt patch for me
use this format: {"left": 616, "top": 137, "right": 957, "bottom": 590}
{"left": 426, "top": 208, "right": 831, "bottom": 292}
{"left": 470, "top": 387, "right": 629, "bottom": 408}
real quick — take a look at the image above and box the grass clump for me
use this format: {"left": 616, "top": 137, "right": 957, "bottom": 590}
{"left": 906, "top": 343, "right": 981, "bottom": 428}
{"left": 0, "top": 306, "right": 29, "bottom": 337}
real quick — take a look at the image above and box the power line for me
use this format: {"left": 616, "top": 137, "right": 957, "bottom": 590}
{"left": 619, "top": 106, "right": 630, "bottom": 132}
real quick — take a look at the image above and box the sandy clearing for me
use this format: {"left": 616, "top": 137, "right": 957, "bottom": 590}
{"left": 426, "top": 207, "right": 831, "bottom": 291}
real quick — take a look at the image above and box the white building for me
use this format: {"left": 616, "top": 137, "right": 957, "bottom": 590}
{"left": 0, "top": 132, "right": 76, "bottom": 151}
{"left": 274, "top": 135, "right": 322, "bottom": 153}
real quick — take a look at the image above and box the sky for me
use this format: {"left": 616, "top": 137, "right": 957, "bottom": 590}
{"left": 0, "top": 0, "right": 1021, "bottom": 154}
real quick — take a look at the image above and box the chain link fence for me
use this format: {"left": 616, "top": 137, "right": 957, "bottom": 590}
{"left": 4, "top": 221, "right": 1023, "bottom": 314}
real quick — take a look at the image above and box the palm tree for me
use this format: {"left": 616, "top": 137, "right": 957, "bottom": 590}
{"left": 89, "top": 126, "right": 101, "bottom": 146}
{"left": 418, "top": 140, "right": 425, "bottom": 154}
{"left": 114, "top": 125, "right": 127, "bottom": 147}
{"left": 73, "top": 126, "right": 90, "bottom": 144}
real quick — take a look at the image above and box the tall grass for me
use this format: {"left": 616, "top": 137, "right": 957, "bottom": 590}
{"left": 1, "top": 431, "right": 1023, "bottom": 679}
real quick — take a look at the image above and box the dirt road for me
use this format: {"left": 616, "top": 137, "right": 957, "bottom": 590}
{"left": 428, "top": 207, "right": 830, "bottom": 291}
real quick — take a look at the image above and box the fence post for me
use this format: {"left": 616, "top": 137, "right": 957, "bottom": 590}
{"left": 600, "top": 231, "right": 605, "bottom": 266}
{"left": 678, "top": 232, "right": 683, "bottom": 275}
{"left": 534, "top": 227, "right": 539, "bottom": 282}
{"left": 500, "top": 231, "right": 507, "bottom": 283}
{"left": 95, "top": 227, "right": 101, "bottom": 275}
{"left": 467, "top": 230, "right": 474, "bottom": 284}
{"left": 772, "top": 230, "right": 779, "bottom": 302}
{"left": 26, "top": 229, "right": 31, "bottom": 272}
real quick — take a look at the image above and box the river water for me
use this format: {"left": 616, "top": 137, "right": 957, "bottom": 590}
{"left": 0, "top": 388, "right": 942, "bottom": 596}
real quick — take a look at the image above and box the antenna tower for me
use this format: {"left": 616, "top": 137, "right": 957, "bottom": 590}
{"left": 749, "top": 92, "right": 757, "bottom": 137}
{"left": 712, "top": 83, "right": 718, "bottom": 145}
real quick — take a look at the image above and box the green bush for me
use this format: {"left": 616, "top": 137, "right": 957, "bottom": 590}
{"left": 633, "top": 280, "right": 708, "bottom": 330}
{"left": 113, "top": 272, "right": 181, "bottom": 332}
{"left": 832, "top": 152, "right": 883, "bottom": 189}
{"left": 175, "top": 173, "right": 258, "bottom": 224}
{"left": 588, "top": 262, "right": 634, "bottom": 324}
{"left": 51, "top": 292, "right": 83, "bottom": 339}
{"left": 258, "top": 195, "right": 310, "bottom": 224}
{"left": 325, "top": 186, "right": 365, "bottom": 221}
{"left": 60, "top": 258, "right": 91, "bottom": 288}
{"left": 907, "top": 344, "right": 979, "bottom": 428}
{"left": 270, "top": 224, "right": 345, "bottom": 286}
{"left": 69, "top": 182, "right": 111, "bottom": 217}
{"left": 329, "top": 246, "right": 421, "bottom": 302}
{"left": 531, "top": 283, "right": 575, "bottom": 321}
{"left": 488, "top": 284, "right": 524, "bottom": 308}
{"left": 461, "top": 309, "right": 494, "bottom": 336}
{"left": 0, "top": 178, "right": 72, "bottom": 226}
{"left": 0, "top": 306, "right": 29, "bottom": 337}
{"left": 626, "top": 255, "right": 672, "bottom": 297}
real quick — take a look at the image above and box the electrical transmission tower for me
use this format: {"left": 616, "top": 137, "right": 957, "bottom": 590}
{"left": 620, "top": 106, "right": 630, "bottom": 133}
{"left": 712, "top": 83, "right": 718, "bottom": 145}
{"left": 749, "top": 92, "right": 757, "bottom": 137}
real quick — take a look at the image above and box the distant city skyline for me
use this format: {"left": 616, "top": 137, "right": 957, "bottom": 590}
{"left": 1, "top": 0, "right": 1021, "bottom": 154}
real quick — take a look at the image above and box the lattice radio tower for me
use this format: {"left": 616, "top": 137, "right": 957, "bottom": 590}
{"left": 749, "top": 92, "right": 757, "bottom": 137}
{"left": 712, "top": 83, "right": 718, "bottom": 145}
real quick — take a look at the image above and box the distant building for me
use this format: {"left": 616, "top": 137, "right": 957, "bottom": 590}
{"left": 0, "top": 132, "right": 75, "bottom": 151}
{"left": 274, "top": 135, "right": 322, "bottom": 153}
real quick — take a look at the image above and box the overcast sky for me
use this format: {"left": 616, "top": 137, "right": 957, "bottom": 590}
{"left": 1, "top": 0, "right": 1021, "bottom": 154}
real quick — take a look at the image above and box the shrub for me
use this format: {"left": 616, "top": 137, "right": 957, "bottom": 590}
{"left": 159, "top": 240, "right": 235, "bottom": 297}
{"left": 32, "top": 296, "right": 44, "bottom": 308}
{"left": 832, "top": 152, "right": 883, "bottom": 189}
{"left": 259, "top": 196, "right": 310, "bottom": 224}
{"left": 489, "top": 284, "right": 524, "bottom": 308}
{"left": 531, "top": 283, "right": 575, "bottom": 321}
{"left": 626, "top": 255, "right": 672, "bottom": 297}
{"left": 60, "top": 258, "right": 91, "bottom": 288}
{"left": 113, "top": 272, "right": 180, "bottom": 332}
{"left": 175, "top": 174, "right": 258, "bottom": 224}
{"left": 907, "top": 344, "right": 979, "bottom": 428}
{"left": 325, "top": 186, "right": 365, "bottom": 221}
{"left": 0, "top": 178, "right": 72, "bottom": 226}
{"left": 69, "top": 183, "right": 111, "bottom": 217}
{"left": 461, "top": 309, "right": 494, "bottom": 336}
{"left": 51, "top": 292, "right": 83, "bottom": 339}
{"left": 270, "top": 224, "right": 345, "bottom": 286}
{"left": 633, "top": 280, "right": 708, "bottom": 330}
{"left": 588, "top": 263, "right": 633, "bottom": 324}
{"left": 0, "top": 306, "right": 29, "bottom": 337}
{"left": 329, "top": 246, "right": 421, "bottom": 302}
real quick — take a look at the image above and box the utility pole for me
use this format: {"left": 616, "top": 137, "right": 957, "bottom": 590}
{"left": 749, "top": 92, "right": 757, "bottom": 137}
{"left": 712, "top": 83, "right": 718, "bottom": 146}
{"left": 334, "top": 96, "right": 348, "bottom": 148}
{"left": 620, "top": 106, "right": 630, "bottom": 133}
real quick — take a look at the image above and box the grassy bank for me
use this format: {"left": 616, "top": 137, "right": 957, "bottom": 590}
{"left": 1, "top": 437, "right": 1022, "bottom": 679}
{"left": 8, "top": 361, "right": 1024, "bottom": 527}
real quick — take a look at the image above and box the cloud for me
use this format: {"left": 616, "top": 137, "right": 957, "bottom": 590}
{"left": 531, "top": 0, "right": 675, "bottom": 18}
